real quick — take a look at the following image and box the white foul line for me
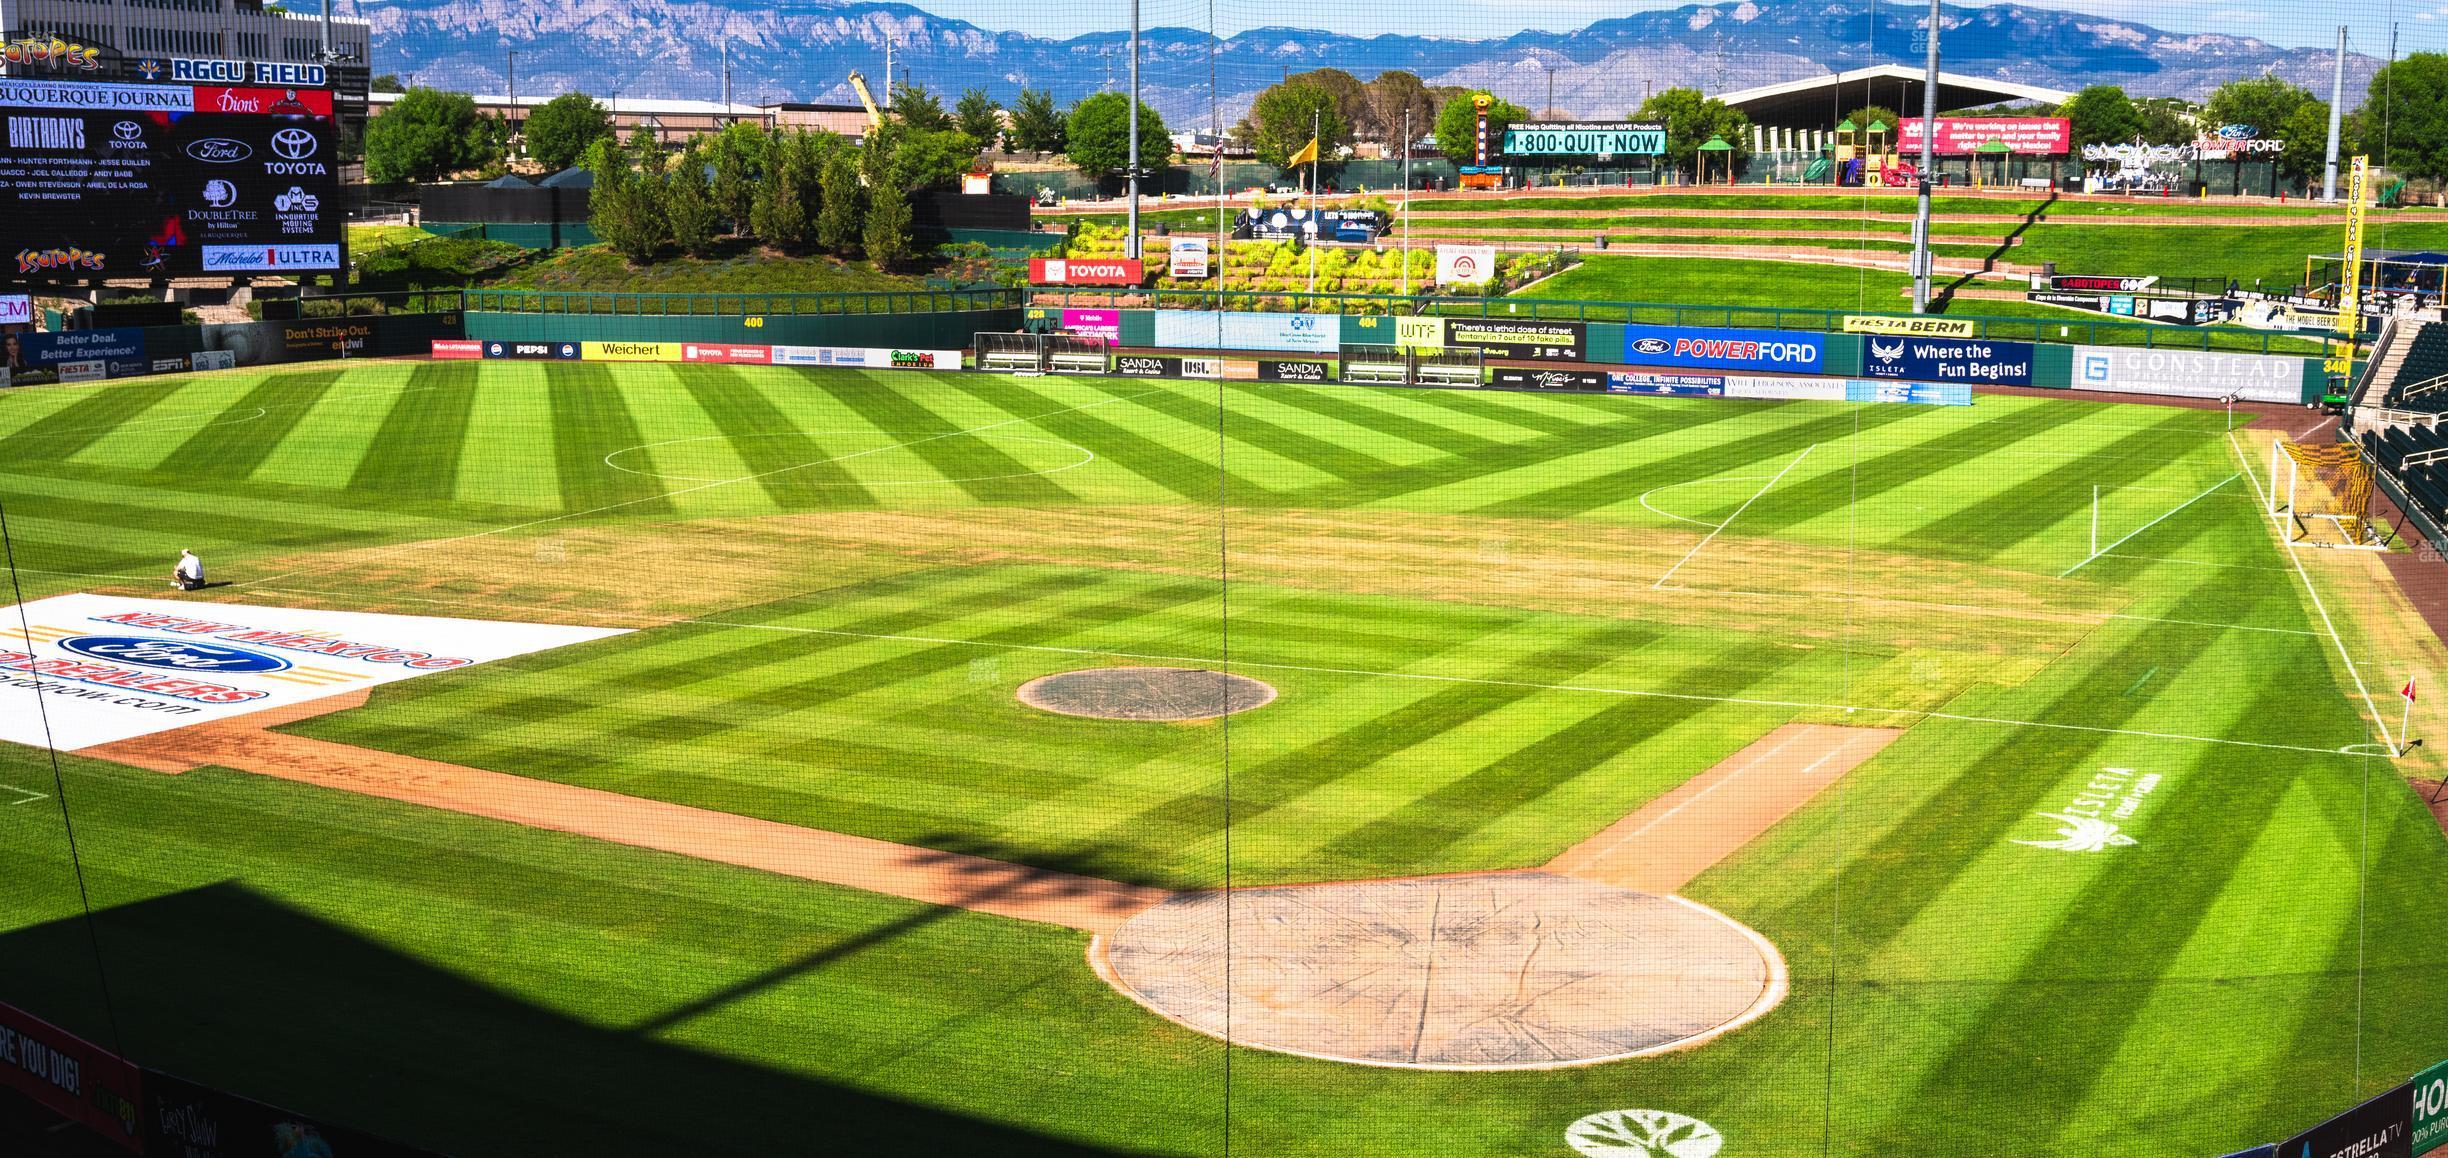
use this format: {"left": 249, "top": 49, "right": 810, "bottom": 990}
{"left": 2227, "top": 431, "right": 2398, "bottom": 754}
{"left": 1654, "top": 444, "right": 1816, "bottom": 589}
{"left": 2060, "top": 473, "right": 2239, "bottom": 577}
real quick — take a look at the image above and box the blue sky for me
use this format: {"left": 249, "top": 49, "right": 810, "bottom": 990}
{"left": 913, "top": 0, "right": 2448, "bottom": 54}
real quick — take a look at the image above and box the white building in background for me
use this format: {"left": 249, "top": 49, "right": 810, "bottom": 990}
{"left": 0, "top": 0, "right": 371, "bottom": 124}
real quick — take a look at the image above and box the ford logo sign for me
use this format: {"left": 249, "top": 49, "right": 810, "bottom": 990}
{"left": 1631, "top": 337, "right": 1671, "bottom": 354}
{"left": 2215, "top": 124, "right": 2254, "bottom": 140}
{"left": 185, "top": 137, "right": 251, "bottom": 163}
{"left": 58, "top": 636, "right": 292, "bottom": 674}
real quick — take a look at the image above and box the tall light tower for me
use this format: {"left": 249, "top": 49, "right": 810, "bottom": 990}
{"left": 1126, "top": 0, "right": 1142, "bottom": 259}
{"left": 1909, "top": 0, "right": 1941, "bottom": 313}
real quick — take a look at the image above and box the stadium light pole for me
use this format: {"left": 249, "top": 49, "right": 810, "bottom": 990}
{"left": 1909, "top": 0, "right": 1940, "bottom": 314}
{"left": 1125, "top": 0, "right": 1142, "bottom": 260}
{"left": 2322, "top": 25, "right": 2347, "bottom": 202}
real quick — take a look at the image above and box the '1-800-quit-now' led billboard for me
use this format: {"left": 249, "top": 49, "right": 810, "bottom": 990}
{"left": 1, "top": 79, "right": 343, "bottom": 279}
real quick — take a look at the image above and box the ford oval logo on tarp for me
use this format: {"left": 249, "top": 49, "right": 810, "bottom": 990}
{"left": 58, "top": 636, "right": 293, "bottom": 674}
{"left": 1631, "top": 337, "right": 1671, "bottom": 354}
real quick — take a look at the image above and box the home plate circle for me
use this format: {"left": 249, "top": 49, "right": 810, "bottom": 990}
{"left": 1017, "top": 667, "right": 1275, "bottom": 721}
{"left": 1093, "top": 873, "right": 1785, "bottom": 1070}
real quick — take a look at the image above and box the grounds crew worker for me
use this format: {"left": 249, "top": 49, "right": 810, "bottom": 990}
{"left": 172, "top": 549, "right": 204, "bottom": 591}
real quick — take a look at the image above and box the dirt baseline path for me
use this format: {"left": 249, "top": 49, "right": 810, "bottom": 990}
{"left": 83, "top": 694, "right": 1168, "bottom": 935}
{"left": 1548, "top": 724, "right": 1902, "bottom": 893}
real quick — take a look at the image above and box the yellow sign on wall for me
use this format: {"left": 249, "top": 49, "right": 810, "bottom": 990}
{"left": 581, "top": 341, "right": 681, "bottom": 363}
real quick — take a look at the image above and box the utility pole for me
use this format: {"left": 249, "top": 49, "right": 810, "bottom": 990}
{"left": 2323, "top": 25, "right": 2347, "bottom": 201}
{"left": 1307, "top": 106, "right": 1320, "bottom": 294}
{"left": 1126, "top": 0, "right": 1141, "bottom": 259}
{"left": 1546, "top": 66, "right": 1554, "bottom": 118}
{"left": 506, "top": 49, "right": 515, "bottom": 109}
{"left": 884, "top": 39, "right": 895, "bottom": 110}
{"left": 1908, "top": 0, "right": 1940, "bottom": 313}
{"left": 723, "top": 41, "right": 733, "bottom": 123}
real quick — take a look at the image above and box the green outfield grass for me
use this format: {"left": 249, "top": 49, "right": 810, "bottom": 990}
{"left": 3, "top": 362, "right": 2444, "bottom": 1156}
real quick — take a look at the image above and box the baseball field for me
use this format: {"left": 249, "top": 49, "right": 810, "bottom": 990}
{"left": 4, "top": 359, "right": 2446, "bottom": 1155}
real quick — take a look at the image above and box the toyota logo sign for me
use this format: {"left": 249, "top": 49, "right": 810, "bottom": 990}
{"left": 112, "top": 120, "right": 142, "bottom": 141}
{"left": 270, "top": 128, "right": 317, "bottom": 160}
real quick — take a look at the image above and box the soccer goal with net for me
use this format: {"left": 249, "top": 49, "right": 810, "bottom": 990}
{"left": 2266, "top": 439, "right": 2390, "bottom": 550}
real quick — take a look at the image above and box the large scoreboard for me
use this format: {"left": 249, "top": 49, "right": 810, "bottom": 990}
{"left": 1, "top": 78, "right": 342, "bottom": 280}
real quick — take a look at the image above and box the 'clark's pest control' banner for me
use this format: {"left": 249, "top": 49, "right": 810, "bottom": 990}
{"left": 0, "top": 595, "right": 626, "bottom": 749}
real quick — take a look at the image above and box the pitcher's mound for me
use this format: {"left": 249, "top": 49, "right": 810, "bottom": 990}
{"left": 1017, "top": 667, "right": 1275, "bottom": 721}
{"left": 1093, "top": 873, "right": 1783, "bottom": 1070}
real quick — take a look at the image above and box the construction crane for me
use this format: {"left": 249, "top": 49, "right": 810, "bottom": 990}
{"left": 846, "top": 71, "right": 884, "bottom": 130}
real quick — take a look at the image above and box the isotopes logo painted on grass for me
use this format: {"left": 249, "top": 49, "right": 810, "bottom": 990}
{"left": 1565, "top": 1109, "right": 1723, "bottom": 1157}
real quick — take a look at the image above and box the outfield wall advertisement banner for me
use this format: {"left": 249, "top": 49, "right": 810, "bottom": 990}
{"left": 2072, "top": 345, "right": 2308, "bottom": 403}
{"left": 483, "top": 339, "right": 580, "bottom": 360}
{"left": 1491, "top": 367, "right": 1606, "bottom": 391}
{"left": 1609, "top": 371, "right": 1727, "bottom": 396}
{"left": 2278, "top": 1083, "right": 2412, "bottom": 1158}
{"left": 1059, "top": 308, "right": 1121, "bottom": 346}
{"left": 18, "top": 327, "right": 146, "bottom": 378}
{"left": 581, "top": 340, "right": 680, "bottom": 362}
{"left": 1860, "top": 336, "right": 2036, "bottom": 385}
{"left": 1898, "top": 117, "right": 2072, "bottom": 155}
{"left": 1446, "top": 319, "right": 1586, "bottom": 361}
{"left": 1112, "top": 354, "right": 1184, "bottom": 377}
{"left": 0, "top": 595, "right": 629, "bottom": 750}
{"left": 2413, "top": 1058, "right": 2448, "bottom": 1156}
{"left": 1623, "top": 325, "right": 1824, "bottom": 372}
{"left": 1256, "top": 359, "right": 1333, "bottom": 383}
{"left": 1152, "top": 310, "right": 1336, "bottom": 353}
{"left": 0, "top": 1000, "right": 143, "bottom": 1153}
{"left": 142, "top": 1069, "right": 441, "bottom": 1158}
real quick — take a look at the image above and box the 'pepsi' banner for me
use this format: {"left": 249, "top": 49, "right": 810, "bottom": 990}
{"left": 1622, "top": 325, "right": 1823, "bottom": 372}
{"left": 483, "top": 340, "right": 580, "bottom": 360}
{"left": 1859, "top": 336, "right": 2035, "bottom": 386}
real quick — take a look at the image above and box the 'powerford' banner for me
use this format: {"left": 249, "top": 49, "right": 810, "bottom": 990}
{"left": 1152, "top": 310, "right": 1337, "bottom": 354}
{"left": 1623, "top": 325, "right": 1822, "bottom": 372}
{"left": 1860, "top": 336, "right": 2035, "bottom": 385}
{"left": 2072, "top": 345, "right": 2309, "bottom": 403}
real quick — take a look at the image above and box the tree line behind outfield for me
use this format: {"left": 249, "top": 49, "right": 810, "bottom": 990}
{"left": 359, "top": 52, "right": 2448, "bottom": 241}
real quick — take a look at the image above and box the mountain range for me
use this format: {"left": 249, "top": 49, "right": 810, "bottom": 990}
{"left": 360, "top": 0, "right": 2380, "bottom": 127}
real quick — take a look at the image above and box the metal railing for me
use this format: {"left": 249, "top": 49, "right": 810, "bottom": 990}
{"left": 459, "top": 287, "right": 1024, "bottom": 317}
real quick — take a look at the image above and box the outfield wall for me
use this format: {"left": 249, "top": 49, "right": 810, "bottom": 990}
{"left": 462, "top": 308, "right": 1024, "bottom": 352}
{"left": 1047, "top": 308, "right": 2332, "bottom": 403}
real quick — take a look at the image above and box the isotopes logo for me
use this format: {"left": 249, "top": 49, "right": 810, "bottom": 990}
{"left": 16, "top": 247, "right": 105, "bottom": 274}
{"left": 58, "top": 636, "right": 295, "bottom": 675}
{"left": 2, "top": 36, "right": 103, "bottom": 71}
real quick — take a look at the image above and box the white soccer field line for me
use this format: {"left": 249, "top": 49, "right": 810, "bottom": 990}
{"left": 2059, "top": 473, "right": 2239, "bottom": 577}
{"left": 232, "top": 387, "right": 1167, "bottom": 590}
{"left": 2227, "top": 431, "right": 2399, "bottom": 755}
{"left": 1653, "top": 444, "right": 1815, "bottom": 589}
{"left": 0, "top": 784, "right": 46, "bottom": 805}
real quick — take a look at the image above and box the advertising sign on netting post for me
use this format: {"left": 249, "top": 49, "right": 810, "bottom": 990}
{"left": 2413, "top": 1058, "right": 2448, "bottom": 1156}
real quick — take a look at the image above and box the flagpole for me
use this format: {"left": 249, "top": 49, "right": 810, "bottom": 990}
{"left": 1401, "top": 105, "right": 1412, "bottom": 299}
{"left": 2399, "top": 678, "right": 2416, "bottom": 756}
{"left": 1307, "top": 107, "right": 1319, "bottom": 296}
